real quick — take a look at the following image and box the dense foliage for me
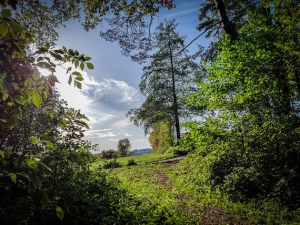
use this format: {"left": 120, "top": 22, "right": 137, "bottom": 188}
{"left": 178, "top": 0, "right": 300, "bottom": 215}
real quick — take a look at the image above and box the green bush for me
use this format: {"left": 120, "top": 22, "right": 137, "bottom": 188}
{"left": 102, "top": 160, "right": 122, "bottom": 169}
{"left": 126, "top": 159, "right": 137, "bottom": 166}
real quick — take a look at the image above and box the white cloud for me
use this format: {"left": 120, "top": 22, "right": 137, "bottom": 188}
{"left": 83, "top": 78, "right": 142, "bottom": 104}
{"left": 87, "top": 114, "right": 116, "bottom": 125}
{"left": 85, "top": 130, "right": 117, "bottom": 138}
{"left": 124, "top": 133, "right": 132, "bottom": 137}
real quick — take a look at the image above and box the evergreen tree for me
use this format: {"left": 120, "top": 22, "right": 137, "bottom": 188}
{"left": 128, "top": 19, "right": 202, "bottom": 140}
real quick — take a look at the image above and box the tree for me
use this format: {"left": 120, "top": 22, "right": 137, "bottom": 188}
{"left": 149, "top": 120, "right": 173, "bottom": 154}
{"left": 117, "top": 138, "right": 132, "bottom": 157}
{"left": 184, "top": 0, "right": 300, "bottom": 208}
{"left": 128, "top": 20, "right": 202, "bottom": 140}
{"left": 0, "top": 2, "right": 96, "bottom": 221}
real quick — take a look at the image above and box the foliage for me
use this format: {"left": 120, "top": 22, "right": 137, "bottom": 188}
{"left": 117, "top": 138, "right": 132, "bottom": 157}
{"left": 149, "top": 120, "right": 174, "bottom": 154}
{"left": 184, "top": 0, "right": 300, "bottom": 212}
{"left": 4, "top": 0, "right": 175, "bottom": 49}
{"left": 102, "top": 159, "right": 122, "bottom": 169}
{"left": 169, "top": 152, "right": 300, "bottom": 224}
{"left": 100, "top": 149, "right": 118, "bottom": 159}
{"left": 126, "top": 159, "right": 137, "bottom": 166}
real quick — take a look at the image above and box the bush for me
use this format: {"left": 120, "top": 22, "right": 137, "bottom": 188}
{"left": 102, "top": 160, "right": 122, "bottom": 169}
{"left": 127, "top": 159, "right": 137, "bottom": 166}
{"left": 164, "top": 145, "right": 193, "bottom": 156}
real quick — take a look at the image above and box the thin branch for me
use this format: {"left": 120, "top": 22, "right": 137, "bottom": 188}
{"left": 176, "top": 21, "right": 220, "bottom": 56}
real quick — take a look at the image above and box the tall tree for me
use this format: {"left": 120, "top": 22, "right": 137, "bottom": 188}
{"left": 129, "top": 20, "right": 201, "bottom": 140}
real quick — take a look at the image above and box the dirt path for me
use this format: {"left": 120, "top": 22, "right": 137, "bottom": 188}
{"left": 154, "top": 161, "right": 249, "bottom": 225}
{"left": 152, "top": 155, "right": 186, "bottom": 165}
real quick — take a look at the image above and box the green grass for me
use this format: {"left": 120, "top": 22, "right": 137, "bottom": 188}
{"left": 107, "top": 163, "right": 202, "bottom": 224}
{"left": 91, "top": 152, "right": 174, "bottom": 169}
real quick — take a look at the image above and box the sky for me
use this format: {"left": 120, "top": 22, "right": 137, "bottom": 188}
{"left": 54, "top": 0, "right": 207, "bottom": 151}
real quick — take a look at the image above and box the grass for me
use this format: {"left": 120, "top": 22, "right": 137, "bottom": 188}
{"left": 108, "top": 163, "right": 202, "bottom": 224}
{"left": 91, "top": 152, "right": 175, "bottom": 169}
{"left": 91, "top": 152, "right": 300, "bottom": 224}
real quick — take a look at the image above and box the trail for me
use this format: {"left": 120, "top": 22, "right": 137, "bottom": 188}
{"left": 154, "top": 161, "right": 249, "bottom": 225}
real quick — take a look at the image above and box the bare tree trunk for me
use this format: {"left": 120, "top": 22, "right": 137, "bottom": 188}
{"left": 168, "top": 41, "right": 181, "bottom": 140}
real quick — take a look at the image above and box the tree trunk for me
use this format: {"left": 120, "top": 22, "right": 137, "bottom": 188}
{"left": 168, "top": 41, "right": 181, "bottom": 140}
{"left": 213, "top": 0, "right": 237, "bottom": 40}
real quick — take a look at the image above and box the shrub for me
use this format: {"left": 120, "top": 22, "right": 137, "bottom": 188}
{"left": 102, "top": 160, "right": 122, "bottom": 169}
{"left": 127, "top": 159, "right": 137, "bottom": 166}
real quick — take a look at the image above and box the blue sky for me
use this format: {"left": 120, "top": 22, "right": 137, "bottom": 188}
{"left": 55, "top": 0, "right": 207, "bottom": 151}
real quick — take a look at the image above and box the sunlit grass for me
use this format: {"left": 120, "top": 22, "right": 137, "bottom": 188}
{"left": 91, "top": 152, "right": 174, "bottom": 169}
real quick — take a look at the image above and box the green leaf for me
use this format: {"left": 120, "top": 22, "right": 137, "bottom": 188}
{"left": 68, "top": 75, "right": 72, "bottom": 85}
{"left": 31, "top": 136, "right": 40, "bottom": 144}
{"left": 2, "top": 9, "right": 11, "bottom": 18}
{"left": 68, "top": 49, "right": 75, "bottom": 56}
{"left": 50, "top": 51, "right": 62, "bottom": 61}
{"left": 0, "top": 150, "right": 5, "bottom": 159}
{"left": 2, "top": 92, "right": 8, "bottom": 101}
{"left": 36, "top": 56, "right": 44, "bottom": 62}
{"left": 86, "top": 63, "right": 94, "bottom": 69}
{"left": 32, "top": 177, "right": 42, "bottom": 188}
{"left": 48, "top": 112, "right": 54, "bottom": 119}
{"left": 76, "top": 82, "right": 82, "bottom": 89}
{"left": 9, "top": 21, "right": 23, "bottom": 32}
{"left": 31, "top": 90, "right": 42, "bottom": 107}
{"left": 0, "top": 23, "right": 8, "bottom": 38}
{"left": 9, "top": 114, "right": 17, "bottom": 129}
{"left": 27, "top": 159, "right": 37, "bottom": 170}
{"left": 7, "top": 101, "right": 13, "bottom": 107}
{"left": 45, "top": 141, "right": 54, "bottom": 149}
{"left": 10, "top": 173, "right": 17, "bottom": 183}
{"left": 47, "top": 74, "right": 59, "bottom": 87}
{"left": 45, "top": 43, "right": 50, "bottom": 50}
{"left": 40, "top": 190, "right": 49, "bottom": 205}
{"left": 72, "top": 71, "right": 82, "bottom": 76}
{"left": 84, "top": 56, "right": 92, "bottom": 61}
{"left": 64, "top": 202, "right": 70, "bottom": 213}
{"left": 56, "top": 206, "right": 64, "bottom": 221}
{"left": 10, "top": 30, "right": 18, "bottom": 40}
{"left": 37, "top": 61, "right": 51, "bottom": 69}
{"left": 14, "top": 95, "right": 26, "bottom": 105}
{"left": 75, "top": 76, "right": 84, "bottom": 81}
{"left": 54, "top": 49, "right": 64, "bottom": 54}
{"left": 80, "top": 62, "right": 84, "bottom": 70}
{"left": 38, "top": 162, "right": 52, "bottom": 172}
{"left": 74, "top": 60, "right": 79, "bottom": 68}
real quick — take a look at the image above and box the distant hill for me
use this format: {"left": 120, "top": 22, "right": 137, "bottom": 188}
{"left": 130, "top": 148, "right": 152, "bottom": 155}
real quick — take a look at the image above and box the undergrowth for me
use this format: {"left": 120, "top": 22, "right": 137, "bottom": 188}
{"left": 167, "top": 153, "right": 300, "bottom": 225}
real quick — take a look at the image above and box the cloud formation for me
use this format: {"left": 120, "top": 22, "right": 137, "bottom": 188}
{"left": 83, "top": 79, "right": 142, "bottom": 105}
